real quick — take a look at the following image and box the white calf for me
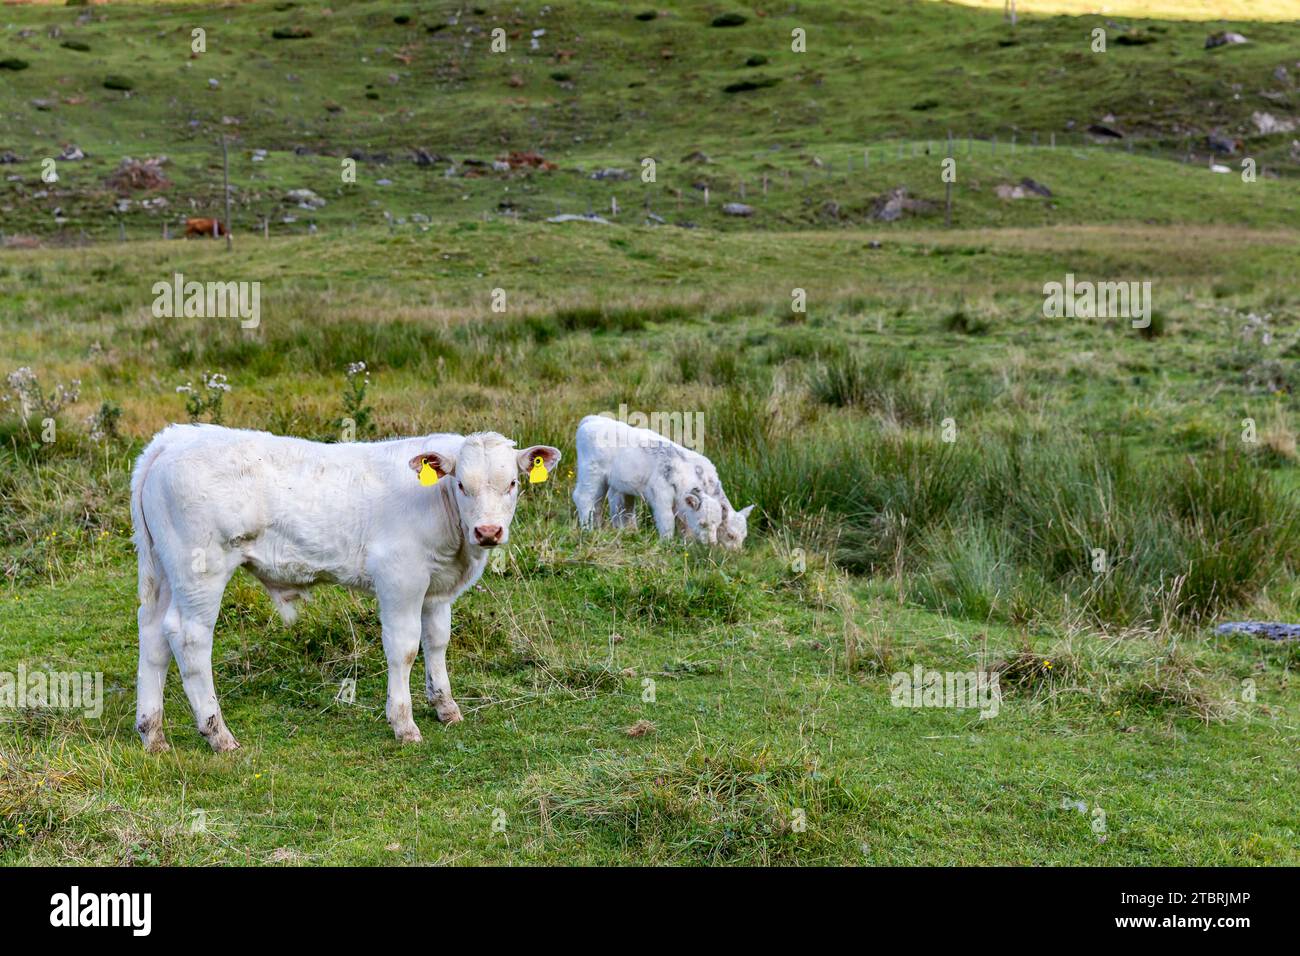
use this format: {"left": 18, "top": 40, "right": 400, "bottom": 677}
{"left": 572, "top": 415, "right": 753, "bottom": 548}
{"left": 130, "top": 424, "right": 560, "bottom": 751}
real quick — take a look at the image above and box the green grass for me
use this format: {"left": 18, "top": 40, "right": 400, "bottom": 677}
{"left": 1, "top": 0, "right": 1298, "bottom": 866}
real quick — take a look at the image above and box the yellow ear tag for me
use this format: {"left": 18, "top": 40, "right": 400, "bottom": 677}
{"left": 528, "top": 455, "right": 549, "bottom": 485}
{"left": 419, "top": 462, "right": 439, "bottom": 487}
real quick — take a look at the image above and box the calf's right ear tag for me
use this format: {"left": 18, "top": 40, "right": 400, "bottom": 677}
{"left": 419, "top": 462, "right": 439, "bottom": 486}
{"left": 529, "top": 456, "right": 549, "bottom": 484}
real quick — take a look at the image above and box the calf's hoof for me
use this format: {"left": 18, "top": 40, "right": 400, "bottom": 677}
{"left": 208, "top": 733, "right": 241, "bottom": 753}
{"left": 435, "top": 700, "right": 463, "bottom": 724}
{"left": 201, "top": 716, "right": 240, "bottom": 753}
{"left": 137, "top": 713, "right": 169, "bottom": 753}
{"left": 394, "top": 724, "right": 423, "bottom": 743}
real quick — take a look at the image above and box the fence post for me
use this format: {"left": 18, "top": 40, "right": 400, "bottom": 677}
{"left": 945, "top": 131, "right": 953, "bottom": 229}
{"left": 222, "top": 137, "right": 232, "bottom": 252}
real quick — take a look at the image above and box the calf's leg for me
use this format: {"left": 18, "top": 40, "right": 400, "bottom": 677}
{"left": 421, "top": 600, "right": 461, "bottom": 724}
{"left": 135, "top": 578, "right": 172, "bottom": 753}
{"left": 572, "top": 468, "right": 607, "bottom": 530}
{"left": 378, "top": 586, "right": 425, "bottom": 742}
{"left": 607, "top": 490, "right": 638, "bottom": 529}
{"left": 647, "top": 486, "right": 677, "bottom": 539}
{"left": 164, "top": 575, "right": 239, "bottom": 753}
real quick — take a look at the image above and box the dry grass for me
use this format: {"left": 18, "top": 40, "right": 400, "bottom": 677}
{"left": 945, "top": 0, "right": 1300, "bottom": 21}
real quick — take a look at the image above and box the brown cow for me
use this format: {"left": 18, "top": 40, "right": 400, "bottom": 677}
{"left": 184, "top": 217, "right": 228, "bottom": 238}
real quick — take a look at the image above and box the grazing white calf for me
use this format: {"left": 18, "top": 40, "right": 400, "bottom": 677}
{"left": 130, "top": 424, "right": 560, "bottom": 751}
{"left": 572, "top": 415, "right": 753, "bottom": 549}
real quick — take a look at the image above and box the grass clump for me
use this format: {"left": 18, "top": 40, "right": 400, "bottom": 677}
{"left": 526, "top": 742, "right": 865, "bottom": 864}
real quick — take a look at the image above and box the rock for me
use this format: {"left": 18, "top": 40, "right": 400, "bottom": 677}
{"left": 1114, "top": 30, "right": 1156, "bottom": 46}
{"left": 745, "top": 54, "right": 768, "bottom": 67}
{"left": 681, "top": 150, "right": 711, "bottom": 164}
{"left": 105, "top": 156, "right": 170, "bottom": 194}
{"left": 1215, "top": 621, "right": 1300, "bottom": 641}
{"left": 711, "top": 13, "right": 747, "bottom": 27}
{"left": 0, "top": 151, "right": 20, "bottom": 164}
{"left": 722, "top": 202, "right": 754, "bottom": 216}
{"left": 1210, "top": 163, "right": 1231, "bottom": 174}
{"left": 871, "top": 187, "right": 933, "bottom": 222}
{"left": 546, "top": 213, "right": 611, "bottom": 224}
{"left": 1087, "top": 123, "right": 1124, "bottom": 139}
{"left": 645, "top": 212, "right": 666, "bottom": 224}
{"left": 251, "top": 148, "right": 268, "bottom": 162}
{"left": 1206, "top": 31, "right": 1247, "bottom": 49}
{"left": 284, "top": 188, "right": 326, "bottom": 209}
{"left": 590, "top": 168, "right": 630, "bottom": 181}
{"left": 996, "top": 177, "right": 1052, "bottom": 199}
{"left": 1274, "top": 65, "right": 1290, "bottom": 82}
{"left": 1252, "top": 111, "right": 1295, "bottom": 135}
{"left": 31, "top": 99, "right": 56, "bottom": 111}
{"left": 61, "top": 40, "right": 91, "bottom": 52}
{"left": 375, "top": 178, "right": 393, "bottom": 186}
{"left": 723, "top": 76, "right": 780, "bottom": 93}
{"left": 634, "top": 10, "right": 657, "bottom": 21}
{"left": 103, "top": 75, "right": 135, "bottom": 91}
{"left": 0, "top": 58, "right": 30, "bottom": 71}
{"left": 1205, "top": 131, "right": 1240, "bottom": 154}
{"left": 272, "top": 26, "right": 314, "bottom": 40}
{"left": 500, "top": 151, "right": 557, "bottom": 171}
{"left": 58, "top": 145, "right": 86, "bottom": 161}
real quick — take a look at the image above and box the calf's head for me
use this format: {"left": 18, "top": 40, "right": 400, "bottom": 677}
{"left": 719, "top": 503, "right": 755, "bottom": 551}
{"left": 410, "top": 432, "right": 561, "bottom": 549}
{"left": 678, "top": 489, "right": 724, "bottom": 545}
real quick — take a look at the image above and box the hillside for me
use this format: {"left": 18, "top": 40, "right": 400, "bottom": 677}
{"left": 1, "top": 0, "right": 1298, "bottom": 239}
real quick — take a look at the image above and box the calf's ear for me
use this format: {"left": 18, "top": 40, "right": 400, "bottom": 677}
{"left": 409, "top": 450, "right": 456, "bottom": 480}
{"left": 517, "top": 445, "right": 562, "bottom": 474}
{"left": 684, "top": 490, "right": 703, "bottom": 511}
{"left": 737, "top": 504, "right": 755, "bottom": 519}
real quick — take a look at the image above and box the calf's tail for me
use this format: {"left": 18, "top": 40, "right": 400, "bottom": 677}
{"left": 130, "top": 432, "right": 170, "bottom": 607}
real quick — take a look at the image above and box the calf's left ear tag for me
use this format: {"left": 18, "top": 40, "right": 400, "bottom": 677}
{"left": 529, "top": 455, "right": 549, "bottom": 485}
{"left": 419, "top": 461, "right": 439, "bottom": 486}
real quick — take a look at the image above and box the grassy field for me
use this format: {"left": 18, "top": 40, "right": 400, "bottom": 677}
{"left": 1, "top": 1, "right": 1299, "bottom": 866}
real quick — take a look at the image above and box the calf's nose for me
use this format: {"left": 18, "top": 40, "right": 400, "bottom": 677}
{"left": 474, "top": 524, "right": 503, "bottom": 546}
